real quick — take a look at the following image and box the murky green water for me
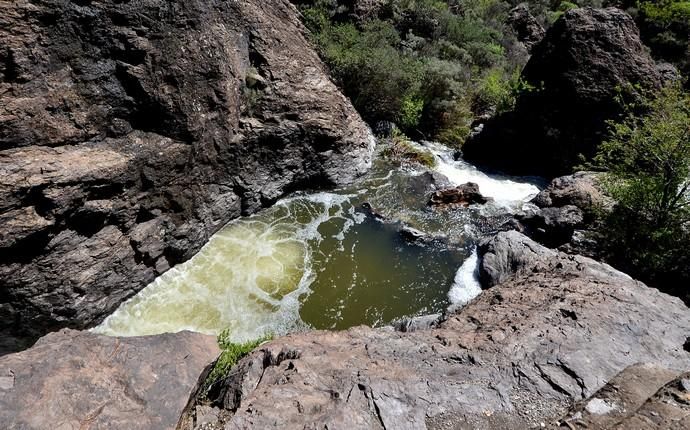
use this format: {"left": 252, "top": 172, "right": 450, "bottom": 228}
{"left": 94, "top": 142, "right": 541, "bottom": 342}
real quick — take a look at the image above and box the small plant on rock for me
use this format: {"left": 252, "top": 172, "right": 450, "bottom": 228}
{"left": 381, "top": 130, "right": 437, "bottom": 168}
{"left": 202, "top": 331, "right": 271, "bottom": 395}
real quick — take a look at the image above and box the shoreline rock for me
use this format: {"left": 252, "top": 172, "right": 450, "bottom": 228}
{"left": 0, "top": 329, "right": 219, "bottom": 430}
{"left": 2, "top": 231, "right": 687, "bottom": 429}
{"left": 517, "top": 171, "right": 610, "bottom": 252}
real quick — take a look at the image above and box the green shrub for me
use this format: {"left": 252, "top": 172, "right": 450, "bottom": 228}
{"left": 592, "top": 85, "right": 690, "bottom": 302}
{"left": 310, "top": 18, "right": 425, "bottom": 127}
{"left": 473, "top": 67, "right": 534, "bottom": 114}
{"left": 202, "top": 331, "right": 271, "bottom": 394}
{"left": 636, "top": 0, "right": 690, "bottom": 78}
{"left": 399, "top": 95, "right": 425, "bottom": 129}
{"left": 382, "top": 131, "right": 437, "bottom": 168}
{"left": 297, "top": 0, "right": 519, "bottom": 138}
{"left": 640, "top": 0, "right": 690, "bottom": 22}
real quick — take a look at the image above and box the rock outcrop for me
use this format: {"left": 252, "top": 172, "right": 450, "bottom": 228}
{"left": 352, "top": 0, "right": 388, "bottom": 21}
{"left": 181, "top": 231, "right": 690, "bottom": 429}
{"left": 0, "top": 329, "right": 219, "bottom": 430}
{"left": 0, "top": 0, "right": 373, "bottom": 352}
{"left": 463, "top": 8, "right": 662, "bottom": 177}
{"left": 518, "top": 172, "right": 610, "bottom": 251}
{"left": 507, "top": 4, "right": 545, "bottom": 51}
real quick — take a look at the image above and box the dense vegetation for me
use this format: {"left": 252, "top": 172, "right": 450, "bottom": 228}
{"left": 629, "top": 0, "right": 690, "bottom": 81}
{"left": 294, "top": 0, "right": 689, "bottom": 145}
{"left": 593, "top": 86, "right": 690, "bottom": 303}
{"left": 295, "top": 0, "right": 536, "bottom": 145}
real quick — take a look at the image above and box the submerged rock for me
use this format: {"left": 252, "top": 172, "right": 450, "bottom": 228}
{"left": 464, "top": 8, "right": 662, "bottom": 177}
{"left": 0, "top": 0, "right": 373, "bottom": 352}
{"left": 0, "top": 329, "right": 219, "bottom": 430}
{"left": 181, "top": 231, "right": 690, "bottom": 429}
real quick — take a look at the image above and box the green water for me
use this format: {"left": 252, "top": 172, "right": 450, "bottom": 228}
{"left": 94, "top": 143, "right": 541, "bottom": 341}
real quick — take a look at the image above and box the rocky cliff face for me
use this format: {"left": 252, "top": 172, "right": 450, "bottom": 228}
{"left": 179, "top": 231, "right": 690, "bottom": 429}
{"left": 463, "top": 7, "right": 663, "bottom": 177}
{"left": 0, "top": 0, "right": 374, "bottom": 352}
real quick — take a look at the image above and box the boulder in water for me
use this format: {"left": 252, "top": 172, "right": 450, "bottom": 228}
{"left": 428, "top": 182, "right": 489, "bottom": 207}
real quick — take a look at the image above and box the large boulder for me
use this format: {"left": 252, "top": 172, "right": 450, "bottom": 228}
{"left": 180, "top": 231, "right": 690, "bottom": 429}
{"left": 518, "top": 171, "right": 610, "bottom": 249}
{"left": 463, "top": 8, "right": 662, "bottom": 177}
{"left": 0, "top": 329, "right": 219, "bottom": 430}
{"left": 428, "top": 182, "right": 489, "bottom": 207}
{"left": 0, "top": 0, "right": 374, "bottom": 352}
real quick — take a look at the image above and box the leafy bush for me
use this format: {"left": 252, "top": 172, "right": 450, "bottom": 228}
{"left": 399, "top": 95, "right": 425, "bottom": 129}
{"left": 636, "top": 0, "right": 690, "bottom": 82}
{"left": 312, "top": 19, "right": 425, "bottom": 126}
{"left": 202, "top": 331, "right": 271, "bottom": 394}
{"left": 297, "top": 0, "right": 522, "bottom": 139}
{"left": 593, "top": 85, "right": 690, "bottom": 302}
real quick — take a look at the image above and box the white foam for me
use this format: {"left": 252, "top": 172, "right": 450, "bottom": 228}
{"left": 421, "top": 141, "right": 541, "bottom": 205}
{"left": 448, "top": 248, "right": 483, "bottom": 306}
{"left": 93, "top": 192, "right": 356, "bottom": 342}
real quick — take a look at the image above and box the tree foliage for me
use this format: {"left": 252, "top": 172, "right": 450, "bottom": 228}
{"left": 296, "top": 0, "right": 524, "bottom": 142}
{"left": 593, "top": 85, "right": 690, "bottom": 301}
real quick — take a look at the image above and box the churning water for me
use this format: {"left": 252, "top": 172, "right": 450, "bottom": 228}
{"left": 94, "top": 142, "right": 541, "bottom": 342}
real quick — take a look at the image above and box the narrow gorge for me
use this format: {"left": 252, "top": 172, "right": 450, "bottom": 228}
{"left": 1, "top": 0, "right": 689, "bottom": 429}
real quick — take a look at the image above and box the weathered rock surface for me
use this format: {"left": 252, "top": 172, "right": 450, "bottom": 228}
{"left": 0, "top": 329, "right": 219, "bottom": 430}
{"left": 182, "top": 231, "right": 690, "bottom": 429}
{"left": 352, "top": 0, "right": 388, "bottom": 21}
{"left": 0, "top": 0, "right": 373, "bottom": 352}
{"left": 507, "top": 4, "right": 545, "bottom": 51}
{"left": 557, "top": 364, "right": 690, "bottom": 429}
{"left": 464, "top": 8, "right": 662, "bottom": 177}
{"left": 428, "top": 182, "right": 489, "bottom": 207}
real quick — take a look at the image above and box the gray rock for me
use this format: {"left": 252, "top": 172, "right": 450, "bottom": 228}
{"left": 0, "top": 329, "right": 219, "bottom": 430}
{"left": 352, "top": 0, "right": 387, "bottom": 21}
{"left": 559, "top": 364, "right": 690, "bottom": 429}
{"left": 0, "top": 0, "right": 374, "bottom": 352}
{"left": 181, "top": 232, "right": 690, "bottom": 429}
{"left": 531, "top": 172, "right": 609, "bottom": 211}
{"left": 517, "top": 172, "right": 611, "bottom": 251}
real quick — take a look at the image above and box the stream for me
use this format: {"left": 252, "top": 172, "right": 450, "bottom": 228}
{"left": 94, "top": 142, "right": 543, "bottom": 342}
